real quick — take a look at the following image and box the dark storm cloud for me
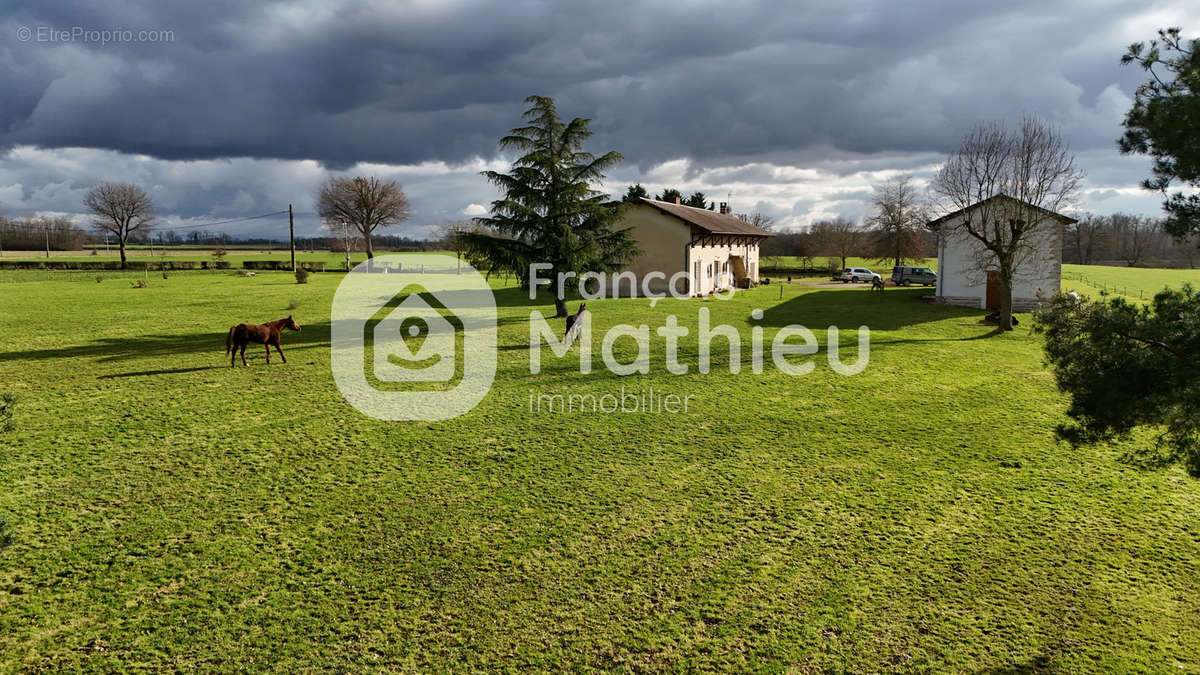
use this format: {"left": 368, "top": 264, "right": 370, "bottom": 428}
{"left": 1, "top": 0, "right": 1180, "bottom": 169}
{"left": 0, "top": 0, "right": 1193, "bottom": 234}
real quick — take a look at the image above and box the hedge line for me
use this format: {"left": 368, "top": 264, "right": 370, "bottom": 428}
{"left": 0, "top": 260, "right": 339, "bottom": 272}
{"left": 0, "top": 260, "right": 232, "bottom": 271}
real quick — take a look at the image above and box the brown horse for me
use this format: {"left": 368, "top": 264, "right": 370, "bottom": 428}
{"left": 225, "top": 316, "right": 300, "bottom": 367}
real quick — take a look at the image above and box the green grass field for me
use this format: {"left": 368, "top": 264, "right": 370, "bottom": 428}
{"left": 1, "top": 260, "right": 1197, "bottom": 670}
{"left": 1061, "top": 264, "right": 1200, "bottom": 301}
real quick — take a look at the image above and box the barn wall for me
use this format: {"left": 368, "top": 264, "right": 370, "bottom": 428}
{"left": 937, "top": 212, "right": 1062, "bottom": 309}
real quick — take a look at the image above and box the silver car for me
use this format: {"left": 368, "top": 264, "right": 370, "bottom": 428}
{"left": 840, "top": 267, "right": 881, "bottom": 283}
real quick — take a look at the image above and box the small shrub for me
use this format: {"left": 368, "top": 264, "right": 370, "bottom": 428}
{"left": 212, "top": 248, "right": 228, "bottom": 262}
{"left": 130, "top": 279, "right": 148, "bottom": 288}
{"left": 90, "top": 248, "right": 98, "bottom": 256}
{"left": 295, "top": 267, "right": 310, "bottom": 284}
{"left": 95, "top": 276, "right": 104, "bottom": 283}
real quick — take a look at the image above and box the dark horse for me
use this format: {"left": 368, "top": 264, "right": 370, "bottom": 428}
{"left": 226, "top": 316, "right": 301, "bottom": 367}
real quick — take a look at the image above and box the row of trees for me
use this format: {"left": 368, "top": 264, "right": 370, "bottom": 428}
{"left": 762, "top": 217, "right": 936, "bottom": 270}
{"left": 0, "top": 217, "right": 86, "bottom": 253}
{"left": 1066, "top": 213, "right": 1198, "bottom": 267}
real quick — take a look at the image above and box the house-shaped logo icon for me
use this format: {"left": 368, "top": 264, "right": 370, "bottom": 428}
{"left": 330, "top": 254, "right": 497, "bottom": 421}
{"left": 370, "top": 291, "right": 457, "bottom": 383}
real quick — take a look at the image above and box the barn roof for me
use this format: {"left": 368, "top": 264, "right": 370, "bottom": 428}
{"left": 638, "top": 198, "right": 774, "bottom": 237}
{"left": 926, "top": 194, "right": 1078, "bottom": 229}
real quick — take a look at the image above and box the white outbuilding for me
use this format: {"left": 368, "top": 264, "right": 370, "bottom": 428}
{"left": 929, "top": 194, "right": 1075, "bottom": 311}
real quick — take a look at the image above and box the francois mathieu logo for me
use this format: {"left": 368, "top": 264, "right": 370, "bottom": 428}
{"left": 332, "top": 254, "right": 870, "bottom": 421}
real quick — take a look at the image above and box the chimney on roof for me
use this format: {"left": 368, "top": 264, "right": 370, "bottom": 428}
{"left": 719, "top": 202, "right": 730, "bottom": 215}
{"left": 674, "top": 195, "right": 681, "bottom": 205}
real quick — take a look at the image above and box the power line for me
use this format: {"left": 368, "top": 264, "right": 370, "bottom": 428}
{"left": 157, "top": 210, "right": 290, "bottom": 232}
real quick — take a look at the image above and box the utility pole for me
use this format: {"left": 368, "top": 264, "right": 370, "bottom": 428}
{"left": 289, "top": 203, "right": 296, "bottom": 271}
{"left": 44, "top": 221, "right": 50, "bottom": 259}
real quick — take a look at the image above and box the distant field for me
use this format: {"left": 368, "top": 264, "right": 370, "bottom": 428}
{"left": 1062, "top": 264, "right": 1200, "bottom": 300}
{"left": 761, "top": 255, "right": 1199, "bottom": 299}
{"left": 0, "top": 249, "right": 447, "bottom": 268}
{"left": 0, "top": 248, "right": 379, "bottom": 264}
{"left": 7, "top": 250, "right": 1198, "bottom": 299}
{"left": 1, "top": 261, "right": 1197, "bottom": 670}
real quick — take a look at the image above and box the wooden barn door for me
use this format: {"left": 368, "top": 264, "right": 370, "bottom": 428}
{"left": 985, "top": 271, "right": 1002, "bottom": 310}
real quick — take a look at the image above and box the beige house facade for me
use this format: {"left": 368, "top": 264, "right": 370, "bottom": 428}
{"left": 604, "top": 198, "right": 773, "bottom": 297}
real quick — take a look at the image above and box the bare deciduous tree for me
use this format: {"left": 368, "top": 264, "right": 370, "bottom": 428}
{"left": 433, "top": 220, "right": 478, "bottom": 260}
{"left": 83, "top": 182, "right": 154, "bottom": 268}
{"left": 1066, "top": 214, "right": 1109, "bottom": 265}
{"left": 867, "top": 176, "right": 928, "bottom": 268}
{"left": 1112, "top": 212, "right": 1156, "bottom": 267}
{"left": 810, "top": 218, "right": 865, "bottom": 270}
{"left": 932, "top": 117, "right": 1084, "bottom": 330}
{"left": 1182, "top": 233, "right": 1199, "bottom": 269}
{"left": 736, "top": 212, "right": 775, "bottom": 231}
{"left": 317, "top": 176, "right": 410, "bottom": 268}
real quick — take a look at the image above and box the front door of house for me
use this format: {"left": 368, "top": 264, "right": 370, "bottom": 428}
{"left": 985, "top": 271, "right": 1001, "bottom": 310}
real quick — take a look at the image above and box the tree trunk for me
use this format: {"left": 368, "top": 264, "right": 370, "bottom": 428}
{"left": 998, "top": 271, "right": 1015, "bottom": 331}
{"left": 554, "top": 296, "right": 568, "bottom": 319}
{"left": 118, "top": 238, "right": 128, "bottom": 269}
{"left": 364, "top": 230, "right": 374, "bottom": 272}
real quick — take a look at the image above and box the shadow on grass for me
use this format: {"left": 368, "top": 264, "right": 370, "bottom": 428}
{"left": 0, "top": 321, "right": 332, "bottom": 364}
{"left": 867, "top": 327, "right": 1004, "bottom": 348}
{"left": 97, "top": 365, "right": 228, "bottom": 379}
{"left": 978, "top": 653, "right": 1057, "bottom": 674}
{"left": 756, "top": 287, "right": 985, "bottom": 332}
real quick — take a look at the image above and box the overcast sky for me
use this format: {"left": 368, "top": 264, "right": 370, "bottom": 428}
{"left": 1, "top": 0, "right": 1196, "bottom": 238}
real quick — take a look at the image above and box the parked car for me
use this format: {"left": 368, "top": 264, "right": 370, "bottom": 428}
{"left": 841, "top": 267, "right": 881, "bottom": 283}
{"left": 891, "top": 265, "right": 937, "bottom": 286}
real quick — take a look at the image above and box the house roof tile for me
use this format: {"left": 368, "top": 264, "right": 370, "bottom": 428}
{"left": 639, "top": 198, "right": 774, "bottom": 237}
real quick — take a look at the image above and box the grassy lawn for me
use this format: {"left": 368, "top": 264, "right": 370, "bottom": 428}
{"left": 0, "top": 263, "right": 1197, "bottom": 670}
